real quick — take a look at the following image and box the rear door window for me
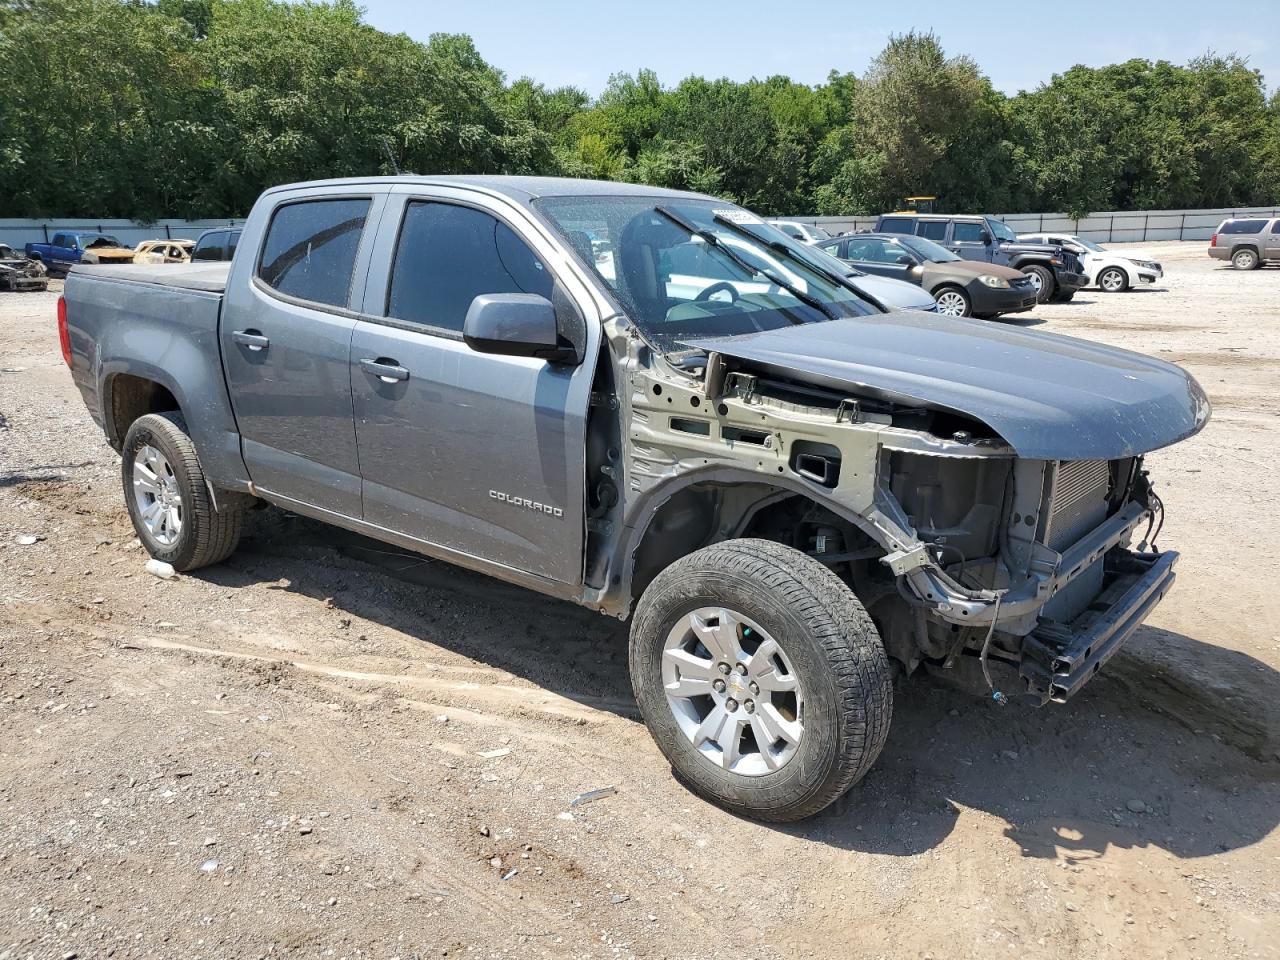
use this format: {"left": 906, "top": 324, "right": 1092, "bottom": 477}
{"left": 386, "top": 201, "right": 553, "bottom": 334}
{"left": 258, "top": 199, "right": 371, "bottom": 308}
{"left": 878, "top": 217, "right": 914, "bottom": 234}
{"left": 192, "top": 231, "right": 226, "bottom": 262}
{"left": 1220, "top": 219, "right": 1267, "bottom": 234}
{"left": 916, "top": 220, "right": 948, "bottom": 241}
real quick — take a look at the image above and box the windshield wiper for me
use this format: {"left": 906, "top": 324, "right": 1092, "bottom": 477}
{"left": 653, "top": 205, "right": 837, "bottom": 322}
{"left": 710, "top": 212, "right": 856, "bottom": 290}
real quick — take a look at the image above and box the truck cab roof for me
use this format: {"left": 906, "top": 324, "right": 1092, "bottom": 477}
{"left": 261, "top": 175, "right": 714, "bottom": 207}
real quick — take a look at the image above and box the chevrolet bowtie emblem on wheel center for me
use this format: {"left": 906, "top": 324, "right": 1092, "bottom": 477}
{"left": 489, "top": 490, "right": 563, "bottom": 517}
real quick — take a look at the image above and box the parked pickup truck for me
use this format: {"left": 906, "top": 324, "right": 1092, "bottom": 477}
{"left": 61, "top": 176, "right": 1209, "bottom": 821}
{"left": 26, "top": 232, "right": 135, "bottom": 275}
{"left": 875, "top": 212, "right": 1089, "bottom": 303}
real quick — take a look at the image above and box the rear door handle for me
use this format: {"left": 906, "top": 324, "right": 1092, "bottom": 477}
{"left": 232, "top": 329, "right": 270, "bottom": 351}
{"left": 359, "top": 357, "right": 410, "bottom": 383}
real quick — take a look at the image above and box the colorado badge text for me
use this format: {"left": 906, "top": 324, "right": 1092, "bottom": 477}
{"left": 489, "top": 490, "right": 564, "bottom": 517}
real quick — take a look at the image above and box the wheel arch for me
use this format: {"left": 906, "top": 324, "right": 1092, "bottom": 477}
{"left": 102, "top": 370, "right": 184, "bottom": 450}
{"left": 604, "top": 467, "right": 890, "bottom": 618}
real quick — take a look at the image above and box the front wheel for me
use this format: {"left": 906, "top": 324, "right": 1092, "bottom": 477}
{"left": 1097, "top": 266, "right": 1129, "bottom": 292}
{"left": 1232, "top": 248, "right": 1260, "bottom": 270}
{"left": 1022, "top": 264, "right": 1056, "bottom": 302}
{"left": 121, "top": 412, "right": 246, "bottom": 571}
{"left": 933, "top": 286, "right": 971, "bottom": 317}
{"left": 629, "top": 539, "right": 893, "bottom": 822}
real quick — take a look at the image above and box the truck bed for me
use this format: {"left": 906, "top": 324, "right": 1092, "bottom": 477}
{"left": 63, "top": 260, "right": 246, "bottom": 491}
{"left": 73, "top": 261, "right": 230, "bottom": 293}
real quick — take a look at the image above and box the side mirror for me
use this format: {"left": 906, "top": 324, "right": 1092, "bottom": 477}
{"left": 895, "top": 254, "right": 914, "bottom": 265}
{"left": 980, "top": 231, "right": 992, "bottom": 245}
{"left": 463, "top": 293, "right": 578, "bottom": 364}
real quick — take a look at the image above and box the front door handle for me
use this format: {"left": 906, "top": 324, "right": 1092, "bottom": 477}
{"left": 232, "top": 329, "right": 270, "bottom": 352}
{"left": 360, "top": 357, "right": 410, "bottom": 383}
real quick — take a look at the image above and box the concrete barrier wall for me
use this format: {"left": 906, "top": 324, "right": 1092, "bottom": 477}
{"left": 0, "top": 218, "right": 247, "bottom": 250}
{"left": 781, "top": 206, "right": 1280, "bottom": 243}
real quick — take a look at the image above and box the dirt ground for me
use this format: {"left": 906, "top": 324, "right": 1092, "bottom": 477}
{"left": 1, "top": 243, "right": 1277, "bottom": 960}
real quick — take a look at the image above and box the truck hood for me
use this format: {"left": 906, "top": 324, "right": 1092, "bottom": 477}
{"left": 689, "top": 314, "right": 1210, "bottom": 461}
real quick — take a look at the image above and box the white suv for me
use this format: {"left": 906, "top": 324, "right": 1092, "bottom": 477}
{"left": 1019, "top": 232, "right": 1162, "bottom": 292}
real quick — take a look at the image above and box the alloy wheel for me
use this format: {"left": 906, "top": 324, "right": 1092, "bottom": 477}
{"left": 132, "top": 445, "right": 183, "bottom": 546}
{"left": 662, "top": 607, "right": 804, "bottom": 777}
{"left": 935, "top": 290, "right": 968, "bottom": 316}
{"left": 1100, "top": 269, "right": 1125, "bottom": 292}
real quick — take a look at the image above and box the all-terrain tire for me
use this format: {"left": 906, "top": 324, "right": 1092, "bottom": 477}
{"left": 629, "top": 538, "right": 892, "bottom": 822}
{"left": 1022, "top": 263, "right": 1056, "bottom": 303}
{"left": 121, "top": 412, "right": 246, "bottom": 570}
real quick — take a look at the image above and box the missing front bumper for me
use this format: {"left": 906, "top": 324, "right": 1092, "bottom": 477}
{"left": 1019, "top": 549, "right": 1178, "bottom": 702}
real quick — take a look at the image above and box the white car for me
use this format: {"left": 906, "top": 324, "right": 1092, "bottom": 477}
{"left": 1018, "top": 233, "right": 1162, "bottom": 292}
{"left": 766, "top": 219, "right": 833, "bottom": 245}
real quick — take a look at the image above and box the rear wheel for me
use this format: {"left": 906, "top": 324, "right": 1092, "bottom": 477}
{"left": 121, "top": 412, "right": 246, "bottom": 571}
{"left": 1232, "top": 248, "right": 1260, "bottom": 270}
{"left": 1097, "top": 266, "right": 1129, "bottom": 292}
{"left": 629, "top": 539, "right": 892, "bottom": 822}
{"left": 933, "top": 286, "right": 971, "bottom": 317}
{"left": 1022, "top": 264, "right": 1055, "bottom": 303}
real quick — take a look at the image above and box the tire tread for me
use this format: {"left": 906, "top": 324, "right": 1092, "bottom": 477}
{"left": 122, "top": 412, "right": 245, "bottom": 570}
{"left": 631, "top": 538, "right": 892, "bottom": 822}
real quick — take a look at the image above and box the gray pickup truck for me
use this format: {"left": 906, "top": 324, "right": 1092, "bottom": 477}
{"left": 60, "top": 176, "right": 1209, "bottom": 821}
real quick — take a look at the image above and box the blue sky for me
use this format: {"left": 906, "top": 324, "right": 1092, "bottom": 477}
{"left": 359, "top": 0, "right": 1278, "bottom": 97}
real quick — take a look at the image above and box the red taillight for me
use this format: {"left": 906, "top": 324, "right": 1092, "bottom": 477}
{"left": 1210, "top": 233, "right": 1217, "bottom": 247}
{"left": 57, "top": 295, "right": 72, "bottom": 367}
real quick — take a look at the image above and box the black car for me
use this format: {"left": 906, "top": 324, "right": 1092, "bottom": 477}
{"left": 817, "top": 233, "right": 1038, "bottom": 318}
{"left": 191, "top": 227, "right": 242, "bottom": 263}
{"left": 873, "top": 212, "right": 1088, "bottom": 303}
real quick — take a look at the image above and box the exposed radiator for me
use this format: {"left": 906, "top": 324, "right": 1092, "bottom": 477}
{"left": 1044, "top": 459, "right": 1111, "bottom": 551}
{"left": 1040, "top": 459, "right": 1113, "bottom": 623}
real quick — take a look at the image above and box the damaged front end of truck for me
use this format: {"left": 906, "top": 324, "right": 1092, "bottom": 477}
{"left": 533, "top": 192, "right": 1208, "bottom": 705}
{"left": 585, "top": 308, "right": 1209, "bottom": 705}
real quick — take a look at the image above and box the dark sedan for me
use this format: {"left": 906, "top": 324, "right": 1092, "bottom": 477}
{"left": 817, "top": 233, "right": 1038, "bottom": 318}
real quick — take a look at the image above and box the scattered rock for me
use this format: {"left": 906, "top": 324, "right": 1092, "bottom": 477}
{"left": 1001, "top": 750, "right": 1019, "bottom": 761}
{"left": 199, "top": 859, "right": 218, "bottom": 873}
{"left": 478, "top": 825, "right": 490, "bottom": 837}
{"left": 477, "top": 747, "right": 511, "bottom": 759}
{"left": 610, "top": 893, "right": 629, "bottom": 904}
{"left": 15, "top": 534, "right": 44, "bottom": 545}
{"left": 1126, "top": 799, "right": 1147, "bottom": 813}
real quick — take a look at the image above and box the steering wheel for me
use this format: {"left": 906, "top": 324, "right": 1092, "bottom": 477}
{"left": 695, "top": 281, "right": 740, "bottom": 303}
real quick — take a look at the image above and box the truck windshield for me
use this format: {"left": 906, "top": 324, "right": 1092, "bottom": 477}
{"left": 988, "top": 219, "right": 1018, "bottom": 242}
{"left": 534, "top": 197, "right": 875, "bottom": 354}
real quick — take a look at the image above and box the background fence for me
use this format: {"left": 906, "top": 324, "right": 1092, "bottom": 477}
{"left": 781, "top": 205, "right": 1280, "bottom": 243}
{"left": 0, "top": 217, "right": 247, "bottom": 250}
{"left": 4, "top": 204, "right": 1279, "bottom": 252}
